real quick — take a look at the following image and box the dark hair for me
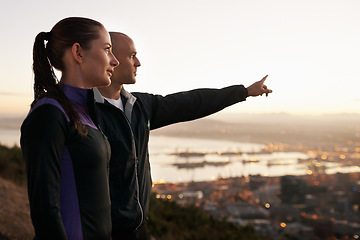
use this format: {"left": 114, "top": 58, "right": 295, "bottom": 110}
{"left": 32, "top": 17, "right": 104, "bottom": 135}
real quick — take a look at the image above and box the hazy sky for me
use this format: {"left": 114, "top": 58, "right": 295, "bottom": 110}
{"left": 1, "top": 0, "right": 359, "bottom": 116}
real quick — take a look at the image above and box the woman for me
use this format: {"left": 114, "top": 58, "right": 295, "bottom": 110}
{"left": 20, "top": 17, "right": 119, "bottom": 240}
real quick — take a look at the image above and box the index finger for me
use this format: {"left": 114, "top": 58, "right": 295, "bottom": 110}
{"left": 260, "top": 75, "right": 268, "bottom": 83}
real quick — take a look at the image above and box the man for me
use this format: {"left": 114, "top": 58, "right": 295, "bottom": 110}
{"left": 94, "top": 32, "right": 272, "bottom": 240}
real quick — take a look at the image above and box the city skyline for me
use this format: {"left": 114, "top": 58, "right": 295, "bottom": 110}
{"left": 1, "top": 0, "right": 359, "bottom": 116}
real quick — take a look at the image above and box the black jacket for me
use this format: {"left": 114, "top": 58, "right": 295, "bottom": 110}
{"left": 93, "top": 85, "right": 248, "bottom": 234}
{"left": 21, "top": 85, "right": 112, "bottom": 240}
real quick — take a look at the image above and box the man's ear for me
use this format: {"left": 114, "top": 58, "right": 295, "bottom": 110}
{"left": 71, "top": 43, "right": 83, "bottom": 64}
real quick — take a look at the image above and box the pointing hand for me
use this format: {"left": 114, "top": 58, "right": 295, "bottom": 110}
{"left": 246, "top": 75, "right": 272, "bottom": 97}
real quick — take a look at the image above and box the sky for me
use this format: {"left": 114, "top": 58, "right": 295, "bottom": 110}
{"left": 0, "top": 0, "right": 359, "bottom": 116}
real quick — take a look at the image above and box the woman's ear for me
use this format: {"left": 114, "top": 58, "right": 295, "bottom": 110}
{"left": 71, "top": 43, "right": 83, "bottom": 64}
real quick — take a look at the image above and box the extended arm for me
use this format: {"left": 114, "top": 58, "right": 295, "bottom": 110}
{"left": 136, "top": 84, "right": 248, "bottom": 130}
{"left": 137, "top": 75, "right": 272, "bottom": 130}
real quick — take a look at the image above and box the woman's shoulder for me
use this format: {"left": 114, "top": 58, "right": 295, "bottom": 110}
{"left": 29, "top": 97, "right": 69, "bottom": 121}
{"left": 21, "top": 97, "right": 70, "bottom": 133}
{"left": 20, "top": 97, "right": 71, "bottom": 154}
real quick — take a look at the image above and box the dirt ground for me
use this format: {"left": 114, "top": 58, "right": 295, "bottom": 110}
{"left": 0, "top": 177, "right": 33, "bottom": 240}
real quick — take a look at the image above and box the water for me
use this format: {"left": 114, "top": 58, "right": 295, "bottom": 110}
{"left": 0, "top": 128, "right": 21, "bottom": 147}
{"left": 2, "top": 129, "right": 359, "bottom": 183}
{"left": 149, "top": 135, "right": 310, "bottom": 182}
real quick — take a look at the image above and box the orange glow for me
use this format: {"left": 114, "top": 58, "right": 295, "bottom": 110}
{"left": 153, "top": 179, "right": 166, "bottom": 185}
{"left": 280, "top": 222, "right": 286, "bottom": 228}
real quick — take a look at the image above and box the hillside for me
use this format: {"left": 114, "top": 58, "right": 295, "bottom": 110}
{"left": 0, "top": 177, "right": 33, "bottom": 240}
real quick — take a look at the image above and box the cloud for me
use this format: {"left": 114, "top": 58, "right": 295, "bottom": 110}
{"left": 0, "top": 92, "right": 25, "bottom": 96}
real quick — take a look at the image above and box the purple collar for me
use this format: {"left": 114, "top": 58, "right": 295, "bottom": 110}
{"left": 60, "top": 84, "right": 90, "bottom": 110}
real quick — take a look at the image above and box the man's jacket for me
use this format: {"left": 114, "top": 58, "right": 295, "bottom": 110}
{"left": 93, "top": 85, "right": 248, "bottom": 234}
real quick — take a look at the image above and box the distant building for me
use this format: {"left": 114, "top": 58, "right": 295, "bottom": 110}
{"left": 269, "top": 204, "right": 302, "bottom": 223}
{"left": 226, "top": 202, "right": 269, "bottom": 219}
{"left": 313, "top": 220, "right": 335, "bottom": 240}
{"left": 334, "top": 220, "right": 360, "bottom": 237}
{"left": 249, "top": 174, "right": 266, "bottom": 190}
{"left": 280, "top": 175, "right": 306, "bottom": 204}
{"left": 351, "top": 180, "right": 360, "bottom": 206}
{"left": 176, "top": 190, "right": 203, "bottom": 206}
{"left": 282, "top": 222, "right": 314, "bottom": 240}
{"left": 254, "top": 184, "right": 281, "bottom": 206}
{"left": 334, "top": 172, "right": 350, "bottom": 189}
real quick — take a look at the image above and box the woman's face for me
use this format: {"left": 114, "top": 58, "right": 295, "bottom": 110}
{"left": 80, "top": 28, "right": 119, "bottom": 88}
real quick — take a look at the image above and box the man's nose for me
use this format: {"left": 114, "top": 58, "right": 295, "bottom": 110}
{"left": 135, "top": 57, "right": 141, "bottom": 67}
{"left": 111, "top": 53, "right": 119, "bottom": 67}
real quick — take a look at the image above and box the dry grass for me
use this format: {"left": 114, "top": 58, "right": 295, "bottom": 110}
{"left": 0, "top": 177, "right": 33, "bottom": 240}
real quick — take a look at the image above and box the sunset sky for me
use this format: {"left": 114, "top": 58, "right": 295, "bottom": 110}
{"left": 0, "top": 0, "right": 359, "bottom": 116}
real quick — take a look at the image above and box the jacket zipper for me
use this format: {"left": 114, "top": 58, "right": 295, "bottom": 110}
{"left": 120, "top": 110, "right": 144, "bottom": 231}
{"left": 133, "top": 153, "right": 144, "bottom": 231}
{"left": 98, "top": 126, "right": 111, "bottom": 169}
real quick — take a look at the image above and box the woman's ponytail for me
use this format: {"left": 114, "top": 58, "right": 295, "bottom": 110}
{"left": 32, "top": 31, "right": 58, "bottom": 105}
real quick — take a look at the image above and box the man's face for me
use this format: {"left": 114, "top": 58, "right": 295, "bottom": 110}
{"left": 110, "top": 34, "right": 141, "bottom": 86}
